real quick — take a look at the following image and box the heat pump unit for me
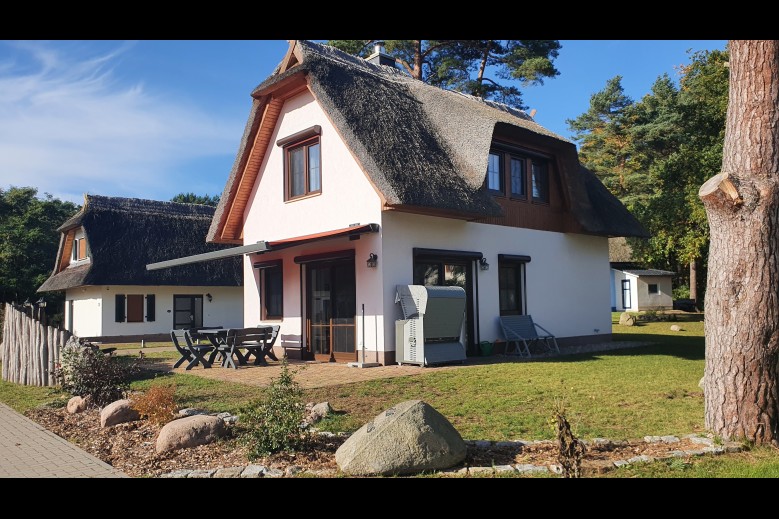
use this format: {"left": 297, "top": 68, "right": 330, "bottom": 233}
{"left": 395, "top": 284, "right": 467, "bottom": 366}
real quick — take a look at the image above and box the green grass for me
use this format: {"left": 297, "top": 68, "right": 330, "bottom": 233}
{"left": 129, "top": 372, "right": 261, "bottom": 414}
{"left": 309, "top": 341, "right": 705, "bottom": 440}
{"left": 0, "top": 366, "right": 69, "bottom": 413}
{"left": 606, "top": 447, "right": 779, "bottom": 478}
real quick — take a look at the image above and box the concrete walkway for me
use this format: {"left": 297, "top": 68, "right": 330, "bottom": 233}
{"left": 0, "top": 402, "right": 126, "bottom": 478}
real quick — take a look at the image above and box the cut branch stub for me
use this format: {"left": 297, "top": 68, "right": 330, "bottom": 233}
{"left": 699, "top": 172, "right": 743, "bottom": 206}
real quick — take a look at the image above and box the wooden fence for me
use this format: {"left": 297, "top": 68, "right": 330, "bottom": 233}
{"left": 1, "top": 303, "right": 70, "bottom": 386}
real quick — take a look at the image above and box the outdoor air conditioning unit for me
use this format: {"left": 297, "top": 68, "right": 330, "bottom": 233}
{"left": 395, "top": 284, "right": 467, "bottom": 366}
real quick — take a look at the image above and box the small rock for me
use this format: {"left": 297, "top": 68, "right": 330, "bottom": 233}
{"left": 214, "top": 466, "right": 244, "bottom": 478}
{"left": 670, "top": 450, "right": 687, "bottom": 457}
{"left": 613, "top": 460, "right": 629, "bottom": 468}
{"left": 240, "top": 465, "right": 268, "bottom": 478}
{"left": 264, "top": 468, "right": 284, "bottom": 478}
{"left": 644, "top": 435, "right": 661, "bottom": 443}
{"left": 627, "top": 455, "right": 653, "bottom": 464}
{"left": 670, "top": 325, "right": 682, "bottom": 332}
{"left": 548, "top": 464, "right": 563, "bottom": 474}
{"left": 188, "top": 469, "right": 216, "bottom": 478}
{"left": 67, "top": 395, "right": 90, "bottom": 414}
{"left": 160, "top": 470, "right": 191, "bottom": 478}
{"left": 493, "top": 465, "right": 515, "bottom": 473}
{"left": 100, "top": 399, "right": 140, "bottom": 428}
{"left": 689, "top": 436, "right": 714, "bottom": 446}
{"left": 592, "top": 438, "right": 613, "bottom": 447}
{"left": 684, "top": 449, "right": 706, "bottom": 456}
{"left": 317, "top": 431, "right": 336, "bottom": 438}
{"left": 702, "top": 446, "right": 725, "bottom": 455}
{"left": 306, "top": 402, "right": 332, "bottom": 424}
{"left": 494, "top": 441, "right": 520, "bottom": 449}
{"left": 619, "top": 312, "right": 636, "bottom": 326}
{"left": 178, "top": 408, "right": 210, "bottom": 417}
{"left": 285, "top": 465, "right": 304, "bottom": 477}
{"left": 466, "top": 466, "right": 494, "bottom": 474}
{"left": 660, "top": 435, "right": 680, "bottom": 443}
{"left": 514, "top": 464, "right": 548, "bottom": 473}
{"left": 723, "top": 441, "right": 743, "bottom": 453}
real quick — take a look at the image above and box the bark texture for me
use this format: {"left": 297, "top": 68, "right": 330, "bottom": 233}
{"left": 700, "top": 40, "right": 779, "bottom": 444}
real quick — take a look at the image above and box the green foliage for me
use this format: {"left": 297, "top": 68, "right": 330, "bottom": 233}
{"left": 170, "top": 192, "right": 220, "bottom": 206}
{"left": 673, "top": 284, "right": 691, "bottom": 300}
{"left": 130, "top": 385, "right": 177, "bottom": 425}
{"left": 327, "top": 39, "right": 561, "bottom": 110}
{"left": 239, "top": 359, "right": 307, "bottom": 458}
{"left": 0, "top": 187, "right": 79, "bottom": 304}
{"left": 569, "top": 48, "right": 729, "bottom": 294}
{"left": 56, "top": 345, "right": 139, "bottom": 407}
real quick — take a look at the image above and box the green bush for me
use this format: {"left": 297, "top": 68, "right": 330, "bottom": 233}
{"left": 239, "top": 359, "right": 307, "bottom": 459}
{"left": 56, "top": 344, "right": 139, "bottom": 407}
{"left": 673, "top": 284, "right": 691, "bottom": 300}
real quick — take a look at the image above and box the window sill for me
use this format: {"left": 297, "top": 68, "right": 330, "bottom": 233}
{"left": 284, "top": 191, "right": 322, "bottom": 203}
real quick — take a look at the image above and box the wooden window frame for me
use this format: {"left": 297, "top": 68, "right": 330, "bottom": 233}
{"left": 486, "top": 144, "right": 551, "bottom": 204}
{"left": 257, "top": 260, "right": 284, "bottom": 320}
{"left": 498, "top": 254, "right": 530, "bottom": 315}
{"left": 283, "top": 135, "right": 321, "bottom": 202}
{"left": 486, "top": 151, "right": 504, "bottom": 195}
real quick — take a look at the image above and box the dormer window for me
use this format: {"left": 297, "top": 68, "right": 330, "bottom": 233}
{"left": 71, "top": 237, "right": 87, "bottom": 262}
{"left": 278, "top": 125, "right": 322, "bottom": 202}
{"left": 486, "top": 144, "right": 550, "bottom": 204}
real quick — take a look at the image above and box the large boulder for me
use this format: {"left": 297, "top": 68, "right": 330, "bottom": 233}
{"left": 335, "top": 400, "right": 466, "bottom": 476}
{"left": 67, "top": 395, "right": 90, "bottom": 414}
{"left": 100, "top": 399, "right": 140, "bottom": 427}
{"left": 619, "top": 312, "right": 636, "bottom": 326}
{"left": 156, "top": 415, "right": 226, "bottom": 454}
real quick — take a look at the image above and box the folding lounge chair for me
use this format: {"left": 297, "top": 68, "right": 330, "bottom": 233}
{"left": 499, "top": 315, "right": 560, "bottom": 357}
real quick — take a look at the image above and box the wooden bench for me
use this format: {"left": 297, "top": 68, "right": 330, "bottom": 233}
{"left": 220, "top": 326, "right": 280, "bottom": 369}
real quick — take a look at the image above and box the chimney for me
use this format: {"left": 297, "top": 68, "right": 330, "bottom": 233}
{"left": 366, "top": 41, "right": 396, "bottom": 68}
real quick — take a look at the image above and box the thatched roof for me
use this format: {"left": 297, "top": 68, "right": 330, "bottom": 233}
{"left": 38, "top": 195, "right": 242, "bottom": 292}
{"left": 208, "top": 40, "right": 648, "bottom": 242}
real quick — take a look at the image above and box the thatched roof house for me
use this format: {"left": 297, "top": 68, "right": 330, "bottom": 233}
{"left": 209, "top": 40, "right": 647, "bottom": 244}
{"left": 39, "top": 195, "right": 242, "bottom": 292}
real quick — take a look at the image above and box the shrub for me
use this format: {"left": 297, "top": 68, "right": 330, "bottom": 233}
{"left": 239, "top": 359, "right": 307, "bottom": 459}
{"left": 130, "top": 385, "right": 177, "bottom": 425}
{"left": 552, "top": 401, "right": 586, "bottom": 478}
{"left": 56, "top": 343, "right": 139, "bottom": 407}
{"left": 673, "top": 284, "right": 691, "bottom": 300}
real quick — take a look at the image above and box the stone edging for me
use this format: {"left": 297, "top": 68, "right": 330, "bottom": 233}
{"left": 159, "top": 432, "right": 743, "bottom": 478}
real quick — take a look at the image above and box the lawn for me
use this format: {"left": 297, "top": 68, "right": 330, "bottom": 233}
{"left": 2, "top": 309, "right": 778, "bottom": 477}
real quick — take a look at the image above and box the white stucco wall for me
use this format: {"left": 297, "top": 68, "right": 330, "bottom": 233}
{"left": 636, "top": 276, "right": 673, "bottom": 310}
{"left": 381, "top": 212, "right": 613, "bottom": 350}
{"left": 66, "top": 286, "right": 243, "bottom": 338}
{"left": 65, "top": 286, "right": 103, "bottom": 337}
{"left": 240, "top": 90, "right": 384, "bottom": 356}
{"left": 611, "top": 270, "right": 638, "bottom": 311}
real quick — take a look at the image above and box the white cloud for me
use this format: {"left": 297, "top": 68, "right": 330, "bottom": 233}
{"left": 0, "top": 41, "right": 239, "bottom": 204}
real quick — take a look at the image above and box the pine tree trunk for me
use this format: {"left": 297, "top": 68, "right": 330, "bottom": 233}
{"left": 699, "top": 40, "right": 779, "bottom": 444}
{"left": 689, "top": 258, "right": 697, "bottom": 304}
{"left": 412, "top": 40, "right": 423, "bottom": 80}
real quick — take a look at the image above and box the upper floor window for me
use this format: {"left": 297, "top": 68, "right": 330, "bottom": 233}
{"left": 278, "top": 125, "right": 322, "bottom": 201}
{"left": 71, "top": 237, "right": 86, "bottom": 262}
{"left": 486, "top": 145, "right": 549, "bottom": 203}
{"left": 531, "top": 161, "right": 549, "bottom": 203}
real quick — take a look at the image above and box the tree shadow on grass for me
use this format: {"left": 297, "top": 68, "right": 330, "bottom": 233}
{"left": 522, "top": 340, "right": 705, "bottom": 363}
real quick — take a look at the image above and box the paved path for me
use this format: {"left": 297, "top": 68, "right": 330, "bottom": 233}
{"left": 0, "top": 402, "right": 126, "bottom": 478}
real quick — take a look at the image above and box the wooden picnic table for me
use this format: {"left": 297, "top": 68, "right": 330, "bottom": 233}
{"left": 197, "top": 326, "right": 279, "bottom": 369}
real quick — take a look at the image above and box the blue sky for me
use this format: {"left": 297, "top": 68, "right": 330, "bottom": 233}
{"left": 0, "top": 39, "right": 727, "bottom": 205}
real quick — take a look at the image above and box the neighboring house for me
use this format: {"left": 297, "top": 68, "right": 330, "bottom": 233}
{"left": 38, "top": 195, "right": 243, "bottom": 341}
{"left": 608, "top": 238, "right": 674, "bottom": 311}
{"left": 610, "top": 269, "right": 674, "bottom": 312}
{"left": 152, "top": 40, "right": 648, "bottom": 364}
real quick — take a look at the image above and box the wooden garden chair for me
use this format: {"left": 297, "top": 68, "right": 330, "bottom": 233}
{"left": 170, "top": 329, "right": 215, "bottom": 370}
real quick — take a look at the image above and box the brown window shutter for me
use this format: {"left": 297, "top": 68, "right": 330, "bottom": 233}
{"left": 79, "top": 238, "right": 86, "bottom": 260}
{"left": 126, "top": 295, "right": 144, "bottom": 323}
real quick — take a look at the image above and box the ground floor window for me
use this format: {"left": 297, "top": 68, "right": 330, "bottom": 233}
{"left": 648, "top": 283, "right": 659, "bottom": 294}
{"left": 498, "top": 257, "right": 527, "bottom": 315}
{"left": 622, "top": 280, "right": 631, "bottom": 309}
{"left": 256, "top": 260, "right": 283, "bottom": 320}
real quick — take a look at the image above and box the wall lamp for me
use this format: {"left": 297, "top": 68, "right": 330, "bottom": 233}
{"left": 479, "top": 257, "right": 490, "bottom": 271}
{"left": 206, "top": 293, "right": 213, "bottom": 302}
{"left": 367, "top": 253, "right": 378, "bottom": 268}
